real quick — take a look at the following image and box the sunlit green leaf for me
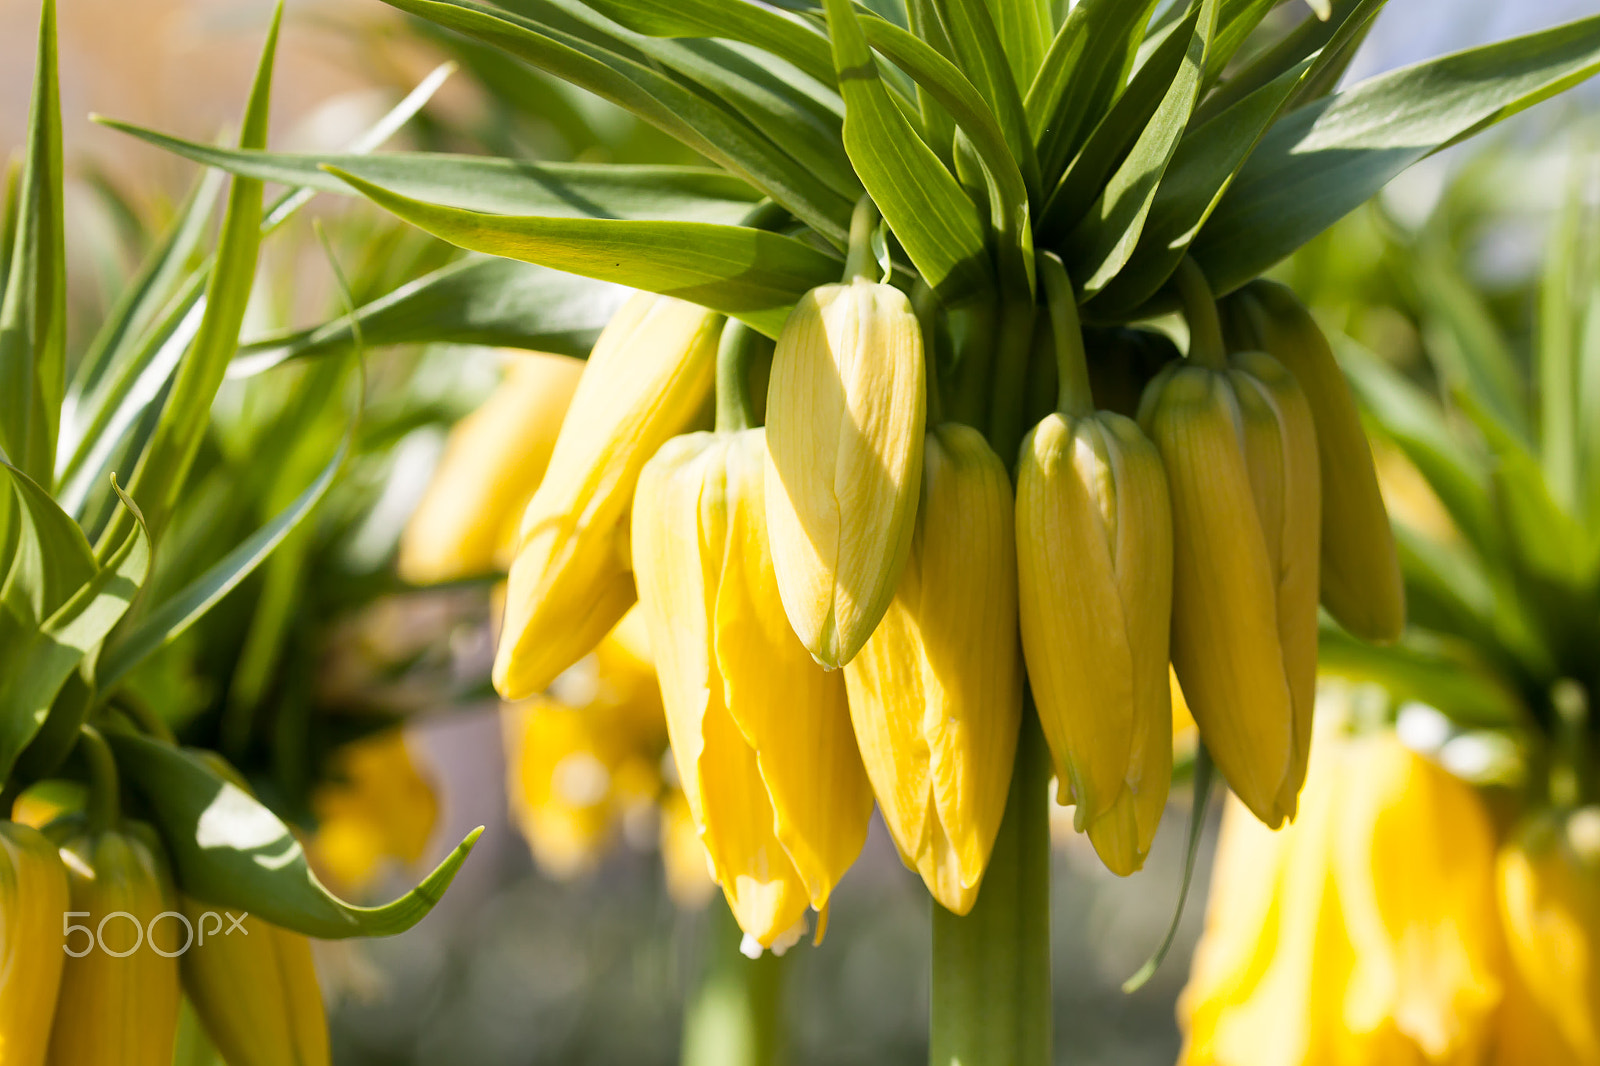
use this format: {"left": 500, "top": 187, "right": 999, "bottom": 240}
{"left": 931, "top": 0, "right": 1041, "bottom": 195}
{"left": 579, "top": 0, "right": 837, "bottom": 86}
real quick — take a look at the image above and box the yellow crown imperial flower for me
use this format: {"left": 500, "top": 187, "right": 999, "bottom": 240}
{"left": 633, "top": 427, "right": 873, "bottom": 948}
{"left": 494, "top": 293, "right": 722, "bottom": 699}
{"left": 180, "top": 905, "right": 330, "bottom": 1066}
{"left": 764, "top": 277, "right": 926, "bottom": 669}
{"left": 843, "top": 422, "right": 1022, "bottom": 914}
{"left": 1229, "top": 280, "right": 1405, "bottom": 644}
{"left": 1179, "top": 715, "right": 1500, "bottom": 1066}
{"left": 0, "top": 820, "right": 69, "bottom": 1066}
{"left": 399, "top": 351, "right": 584, "bottom": 585}
{"left": 1018, "top": 256, "right": 1174, "bottom": 876}
{"left": 48, "top": 823, "right": 182, "bottom": 1066}
{"left": 1493, "top": 805, "right": 1600, "bottom": 1065}
{"left": 1138, "top": 262, "right": 1320, "bottom": 827}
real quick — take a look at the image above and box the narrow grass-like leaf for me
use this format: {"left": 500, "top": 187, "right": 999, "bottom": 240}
{"left": 1063, "top": 0, "right": 1218, "bottom": 295}
{"left": 930, "top": 0, "right": 1041, "bottom": 195}
{"left": 329, "top": 167, "right": 840, "bottom": 336}
{"left": 0, "top": 468, "right": 149, "bottom": 780}
{"left": 1027, "top": 0, "right": 1161, "bottom": 186}
{"left": 1085, "top": 57, "right": 1308, "bottom": 318}
{"left": 1539, "top": 163, "right": 1585, "bottom": 509}
{"left": 823, "top": 0, "right": 993, "bottom": 302}
{"left": 1040, "top": 9, "right": 1195, "bottom": 241}
{"left": 0, "top": 0, "right": 67, "bottom": 486}
{"left": 96, "top": 124, "right": 762, "bottom": 224}
{"left": 1412, "top": 247, "right": 1531, "bottom": 441}
{"left": 1317, "top": 628, "right": 1523, "bottom": 728}
{"left": 579, "top": 0, "right": 837, "bottom": 88}
{"left": 1123, "top": 744, "right": 1213, "bottom": 994}
{"left": 1192, "top": 0, "right": 1382, "bottom": 124}
{"left": 380, "top": 0, "right": 854, "bottom": 244}
{"left": 103, "top": 4, "right": 280, "bottom": 550}
{"left": 1193, "top": 15, "right": 1600, "bottom": 296}
{"left": 106, "top": 730, "right": 482, "bottom": 938}
{"left": 232, "top": 256, "right": 625, "bottom": 376}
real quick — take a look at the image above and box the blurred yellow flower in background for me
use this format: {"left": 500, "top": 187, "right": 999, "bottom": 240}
{"left": 310, "top": 730, "right": 439, "bottom": 894}
{"left": 1180, "top": 706, "right": 1500, "bottom": 1066}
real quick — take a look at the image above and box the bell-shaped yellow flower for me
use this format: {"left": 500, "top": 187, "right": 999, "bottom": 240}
{"left": 764, "top": 278, "right": 926, "bottom": 668}
{"left": 1138, "top": 351, "right": 1319, "bottom": 828}
{"left": 843, "top": 423, "right": 1022, "bottom": 914}
{"left": 180, "top": 904, "right": 330, "bottom": 1066}
{"left": 48, "top": 824, "right": 182, "bottom": 1066}
{"left": 1179, "top": 722, "right": 1500, "bottom": 1065}
{"left": 633, "top": 428, "right": 873, "bottom": 948}
{"left": 399, "top": 351, "right": 583, "bottom": 584}
{"left": 1494, "top": 806, "right": 1600, "bottom": 1066}
{"left": 1017, "top": 408, "right": 1173, "bottom": 875}
{"left": 1234, "top": 281, "right": 1404, "bottom": 644}
{"left": 309, "top": 730, "right": 437, "bottom": 894}
{"left": 1, "top": 820, "right": 69, "bottom": 1066}
{"left": 494, "top": 294, "right": 722, "bottom": 699}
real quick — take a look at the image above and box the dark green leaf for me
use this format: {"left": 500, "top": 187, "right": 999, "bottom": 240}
{"left": 232, "top": 256, "right": 625, "bottom": 376}
{"left": 1193, "top": 14, "right": 1600, "bottom": 296}
{"left": 329, "top": 167, "right": 840, "bottom": 336}
{"left": 106, "top": 732, "right": 481, "bottom": 938}
{"left": 823, "top": 0, "right": 993, "bottom": 303}
{"left": 578, "top": 0, "right": 837, "bottom": 86}
{"left": 1027, "top": 0, "right": 1161, "bottom": 185}
{"left": 0, "top": 0, "right": 67, "bottom": 486}
{"left": 1063, "top": 0, "right": 1219, "bottom": 296}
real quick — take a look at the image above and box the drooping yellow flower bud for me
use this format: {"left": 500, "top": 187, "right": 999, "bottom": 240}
{"left": 843, "top": 423, "right": 1021, "bottom": 913}
{"left": 180, "top": 904, "right": 330, "bottom": 1066}
{"left": 309, "top": 730, "right": 437, "bottom": 895}
{"left": 494, "top": 294, "right": 722, "bottom": 699}
{"left": 1493, "top": 806, "right": 1600, "bottom": 1066}
{"left": 1179, "top": 718, "right": 1500, "bottom": 1066}
{"left": 1016, "top": 409, "right": 1173, "bottom": 876}
{"left": 48, "top": 825, "right": 182, "bottom": 1066}
{"left": 764, "top": 278, "right": 926, "bottom": 668}
{"left": 1235, "top": 280, "right": 1404, "bottom": 644}
{"left": 633, "top": 428, "right": 873, "bottom": 948}
{"left": 398, "top": 351, "right": 583, "bottom": 584}
{"left": 1, "top": 821, "right": 69, "bottom": 1066}
{"left": 1138, "top": 350, "right": 1319, "bottom": 828}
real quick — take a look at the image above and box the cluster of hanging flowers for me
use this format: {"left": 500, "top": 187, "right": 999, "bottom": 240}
{"left": 0, "top": 730, "right": 328, "bottom": 1066}
{"left": 423, "top": 205, "right": 1406, "bottom": 949}
{"left": 1180, "top": 687, "right": 1599, "bottom": 1066}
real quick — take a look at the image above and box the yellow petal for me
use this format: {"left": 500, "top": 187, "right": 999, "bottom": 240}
{"left": 764, "top": 279, "right": 926, "bottom": 668}
{"left": 494, "top": 294, "right": 720, "bottom": 699}
{"left": 1140, "top": 365, "right": 1294, "bottom": 828}
{"left": 398, "top": 351, "right": 583, "bottom": 584}
{"left": 0, "top": 821, "right": 68, "bottom": 1066}
{"left": 309, "top": 730, "right": 437, "bottom": 893}
{"left": 845, "top": 424, "right": 1022, "bottom": 913}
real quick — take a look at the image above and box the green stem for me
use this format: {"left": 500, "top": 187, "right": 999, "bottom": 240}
{"left": 1173, "top": 258, "right": 1227, "bottom": 370}
{"left": 986, "top": 299, "right": 1040, "bottom": 464}
{"left": 77, "top": 725, "right": 120, "bottom": 833}
{"left": 930, "top": 703, "right": 1052, "bottom": 1066}
{"left": 681, "top": 900, "right": 789, "bottom": 1066}
{"left": 842, "top": 195, "right": 881, "bottom": 282}
{"left": 912, "top": 281, "right": 946, "bottom": 427}
{"left": 1038, "top": 252, "right": 1092, "bottom": 416}
{"left": 716, "top": 320, "right": 762, "bottom": 433}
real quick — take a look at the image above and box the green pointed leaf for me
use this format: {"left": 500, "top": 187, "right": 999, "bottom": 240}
{"left": 979, "top": 0, "right": 1050, "bottom": 92}
{"left": 95, "top": 124, "right": 763, "bottom": 225}
{"left": 0, "top": 0, "right": 67, "bottom": 486}
{"left": 1063, "top": 0, "right": 1219, "bottom": 296}
{"left": 1192, "top": 14, "right": 1600, "bottom": 296}
{"left": 1206, "top": 0, "right": 1285, "bottom": 82}
{"left": 1027, "top": 0, "right": 1161, "bottom": 185}
{"left": 232, "top": 256, "right": 625, "bottom": 376}
{"left": 1412, "top": 247, "right": 1530, "bottom": 442}
{"left": 1040, "top": 9, "right": 1196, "bottom": 241}
{"left": 95, "top": 424, "right": 350, "bottom": 694}
{"left": 930, "top": 0, "right": 1041, "bottom": 195}
{"left": 577, "top": 0, "right": 837, "bottom": 86}
{"left": 1085, "top": 56, "right": 1310, "bottom": 318}
{"left": 0, "top": 470, "right": 148, "bottom": 781}
{"left": 823, "top": 0, "right": 993, "bottom": 303}
{"left": 328, "top": 167, "right": 840, "bottom": 337}
{"left": 104, "top": 4, "right": 280, "bottom": 549}
{"left": 106, "top": 731, "right": 481, "bottom": 938}
{"left": 379, "top": 0, "right": 853, "bottom": 244}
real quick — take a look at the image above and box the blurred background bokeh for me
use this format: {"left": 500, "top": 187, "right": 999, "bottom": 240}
{"left": 2, "top": 0, "right": 1595, "bottom": 1062}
